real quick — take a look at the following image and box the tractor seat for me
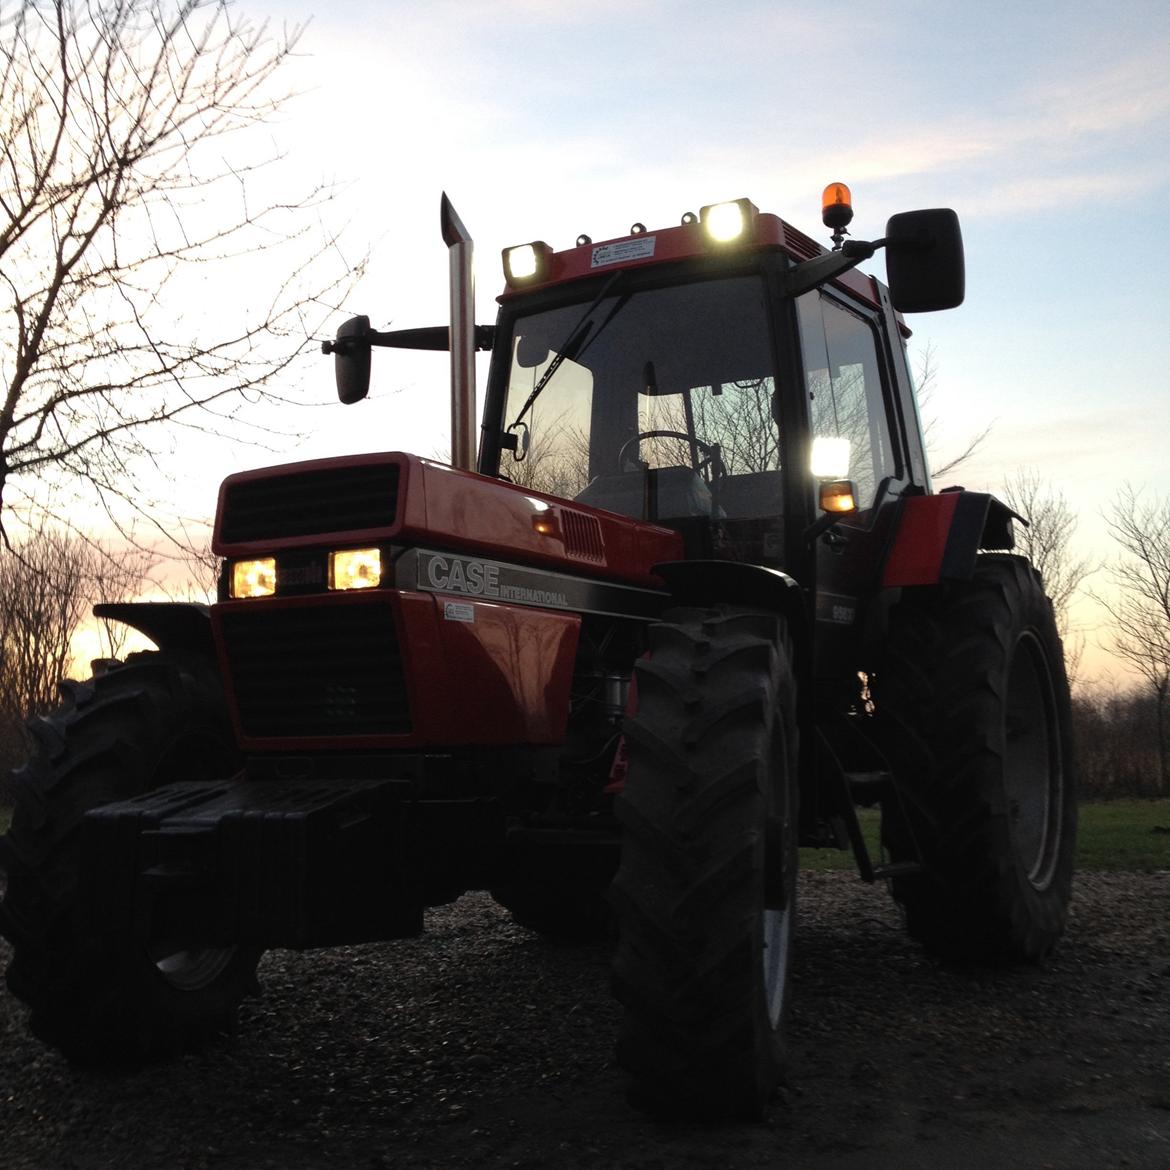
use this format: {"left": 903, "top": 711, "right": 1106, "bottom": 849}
{"left": 715, "top": 470, "right": 783, "bottom": 520}
{"left": 574, "top": 466, "right": 714, "bottom": 522}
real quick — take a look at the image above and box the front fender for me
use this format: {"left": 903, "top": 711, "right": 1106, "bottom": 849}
{"left": 92, "top": 602, "right": 215, "bottom": 657}
{"left": 651, "top": 559, "right": 810, "bottom": 665}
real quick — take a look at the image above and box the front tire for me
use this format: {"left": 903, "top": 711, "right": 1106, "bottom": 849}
{"left": 0, "top": 651, "right": 261, "bottom": 1063}
{"left": 610, "top": 607, "right": 798, "bottom": 1119}
{"left": 876, "top": 555, "right": 1077, "bottom": 962}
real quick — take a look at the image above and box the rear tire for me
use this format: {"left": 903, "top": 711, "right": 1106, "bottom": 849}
{"left": 611, "top": 607, "right": 798, "bottom": 1120}
{"left": 876, "top": 555, "right": 1077, "bottom": 962}
{"left": 0, "top": 651, "right": 261, "bottom": 1063}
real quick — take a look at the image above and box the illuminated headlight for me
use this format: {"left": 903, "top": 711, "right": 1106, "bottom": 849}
{"left": 329, "top": 547, "right": 382, "bottom": 591}
{"left": 700, "top": 198, "right": 758, "bottom": 244}
{"left": 811, "top": 436, "right": 852, "bottom": 479}
{"left": 231, "top": 558, "right": 276, "bottom": 599}
{"left": 503, "top": 241, "right": 553, "bottom": 285}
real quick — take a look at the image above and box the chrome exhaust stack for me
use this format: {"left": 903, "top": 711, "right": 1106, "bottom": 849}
{"left": 441, "top": 193, "right": 477, "bottom": 472}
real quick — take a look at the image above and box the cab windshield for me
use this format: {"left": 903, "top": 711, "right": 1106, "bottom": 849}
{"left": 500, "top": 275, "right": 782, "bottom": 526}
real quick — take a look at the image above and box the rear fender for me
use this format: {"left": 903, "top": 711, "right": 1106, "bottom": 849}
{"left": 881, "top": 491, "right": 1019, "bottom": 588}
{"left": 92, "top": 602, "right": 215, "bottom": 658}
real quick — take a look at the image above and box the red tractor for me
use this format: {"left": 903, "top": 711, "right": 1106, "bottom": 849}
{"left": 0, "top": 188, "right": 1075, "bottom": 1119}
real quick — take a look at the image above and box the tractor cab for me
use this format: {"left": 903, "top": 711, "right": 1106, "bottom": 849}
{"left": 472, "top": 193, "right": 960, "bottom": 596}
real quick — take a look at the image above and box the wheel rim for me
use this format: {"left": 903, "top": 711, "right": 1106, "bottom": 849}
{"left": 150, "top": 944, "right": 236, "bottom": 991}
{"left": 1003, "top": 632, "right": 1063, "bottom": 888}
{"left": 762, "top": 905, "right": 793, "bottom": 1027}
{"left": 763, "top": 711, "right": 795, "bottom": 1030}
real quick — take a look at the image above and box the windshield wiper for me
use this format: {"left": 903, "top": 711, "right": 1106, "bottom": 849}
{"left": 506, "top": 270, "right": 625, "bottom": 432}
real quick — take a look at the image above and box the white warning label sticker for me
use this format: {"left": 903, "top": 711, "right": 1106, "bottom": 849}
{"left": 591, "top": 237, "right": 656, "bottom": 268}
{"left": 443, "top": 601, "right": 475, "bottom": 623}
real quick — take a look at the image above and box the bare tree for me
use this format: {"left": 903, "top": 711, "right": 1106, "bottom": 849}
{"left": 0, "top": 520, "right": 93, "bottom": 719}
{"left": 91, "top": 539, "right": 157, "bottom": 659}
{"left": 1000, "top": 468, "right": 1095, "bottom": 685}
{"left": 2, "top": 519, "right": 94, "bottom": 772}
{"left": 915, "top": 343, "right": 992, "bottom": 482}
{"left": 1097, "top": 485, "right": 1170, "bottom": 792}
{"left": 0, "top": 515, "right": 154, "bottom": 778}
{"left": 0, "top": 0, "right": 357, "bottom": 538}
{"left": 504, "top": 403, "right": 591, "bottom": 499}
{"left": 151, "top": 523, "right": 222, "bottom": 604}
{"left": 691, "top": 380, "right": 781, "bottom": 475}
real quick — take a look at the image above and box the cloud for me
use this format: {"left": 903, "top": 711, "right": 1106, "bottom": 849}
{"left": 955, "top": 165, "right": 1170, "bottom": 216}
{"left": 1028, "top": 41, "right": 1170, "bottom": 137}
{"left": 823, "top": 40, "right": 1170, "bottom": 210}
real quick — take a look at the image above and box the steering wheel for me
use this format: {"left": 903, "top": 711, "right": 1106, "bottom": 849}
{"left": 617, "top": 430, "right": 726, "bottom": 485}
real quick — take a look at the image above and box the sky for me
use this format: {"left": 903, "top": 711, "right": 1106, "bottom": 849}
{"left": 68, "top": 0, "right": 1170, "bottom": 685}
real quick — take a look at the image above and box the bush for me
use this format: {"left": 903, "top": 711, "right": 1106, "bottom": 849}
{"left": 0, "top": 709, "right": 29, "bottom": 805}
{"left": 1073, "top": 687, "right": 1167, "bottom": 800}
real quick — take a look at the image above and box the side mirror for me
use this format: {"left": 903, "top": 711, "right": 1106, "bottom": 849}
{"left": 884, "top": 209, "right": 965, "bottom": 313}
{"left": 331, "top": 315, "right": 372, "bottom": 404}
{"left": 515, "top": 332, "right": 551, "bottom": 369}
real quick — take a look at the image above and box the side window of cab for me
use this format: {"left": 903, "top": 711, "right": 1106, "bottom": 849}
{"left": 796, "top": 291, "right": 898, "bottom": 508}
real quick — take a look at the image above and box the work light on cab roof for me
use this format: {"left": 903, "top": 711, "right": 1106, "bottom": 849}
{"left": 699, "top": 197, "right": 758, "bottom": 244}
{"left": 502, "top": 240, "right": 552, "bottom": 285}
{"left": 502, "top": 196, "right": 762, "bottom": 286}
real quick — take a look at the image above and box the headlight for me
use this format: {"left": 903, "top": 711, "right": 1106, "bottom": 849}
{"left": 231, "top": 558, "right": 276, "bottom": 599}
{"left": 329, "top": 547, "right": 382, "bottom": 590}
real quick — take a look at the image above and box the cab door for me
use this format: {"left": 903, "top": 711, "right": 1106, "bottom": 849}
{"left": 796, "top": 290, "right": 909, "bottom": 678}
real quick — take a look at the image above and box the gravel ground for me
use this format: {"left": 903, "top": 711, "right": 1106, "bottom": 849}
{"left": 1, "top": 870, "right": 1168, "bottom": 1170}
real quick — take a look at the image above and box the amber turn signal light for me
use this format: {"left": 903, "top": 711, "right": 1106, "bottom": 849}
{"left": 819, "top": 479, "right": 858, "bottom": 514}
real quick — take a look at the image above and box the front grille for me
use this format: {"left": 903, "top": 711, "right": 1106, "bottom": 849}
{"left": 221, "top": 603, "right": 411, "bottom": 737}
{"left": 220, "top": 462, "right": 400, "bottom": 543}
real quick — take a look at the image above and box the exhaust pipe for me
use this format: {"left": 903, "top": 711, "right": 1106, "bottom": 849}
{"left": 441, "top": 193, "right": 477, "bottom": 472}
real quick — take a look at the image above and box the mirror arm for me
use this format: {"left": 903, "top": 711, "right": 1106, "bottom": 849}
{"left": 782, "top": 238, "right": 885, "bottom": 297}
{"left": 323, "top": 324, "right": 494, "bottom": 356}
{"left": 803, "top": 512, "right": 844, "bottom": 545}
